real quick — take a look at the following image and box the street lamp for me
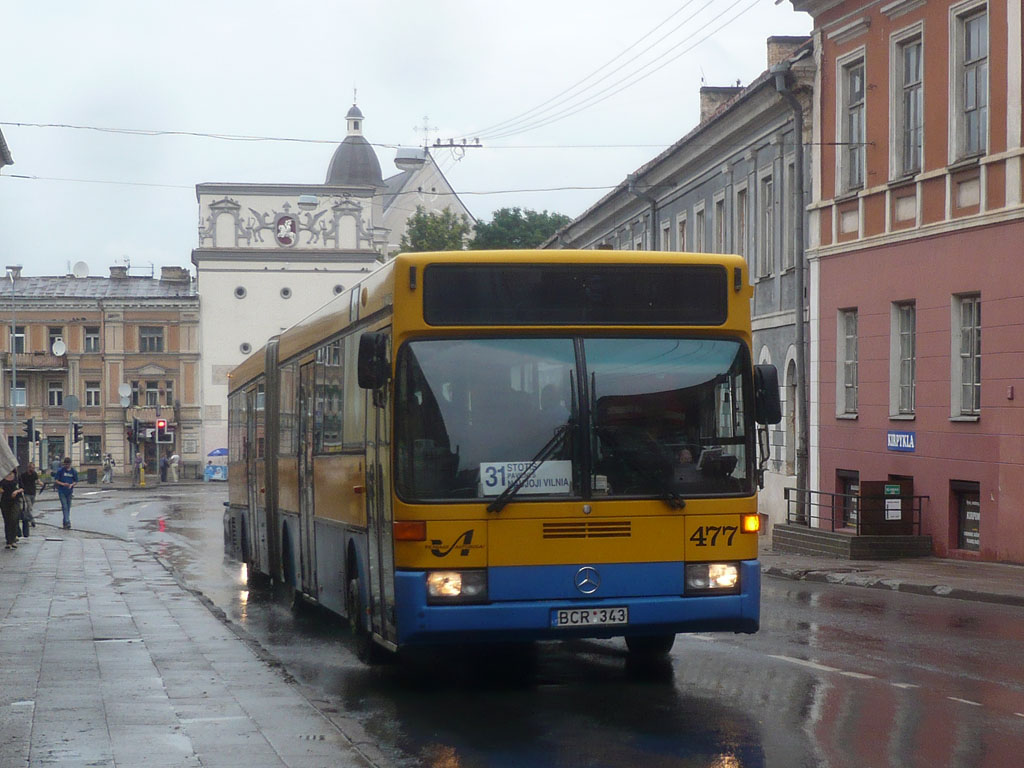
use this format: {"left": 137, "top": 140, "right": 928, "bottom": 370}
{"left": 7, "top": 266, "right": 17, "bottom": 468}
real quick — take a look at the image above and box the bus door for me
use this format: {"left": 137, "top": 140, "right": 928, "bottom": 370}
{"left": 365, "top": 330, "right": 397, "bottom": 645}
{"left": 246, "top": 387, "right": 266, "bottom": 575}
{"left": 298, "top": 362, "right": 318, "bottom": 596}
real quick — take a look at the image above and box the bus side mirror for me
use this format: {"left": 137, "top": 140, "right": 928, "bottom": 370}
{"left": 754, "top": 364, "right": 782, "bottom": 425}
{"left": 358, "top": 332, "right": 390, "bottom": 389}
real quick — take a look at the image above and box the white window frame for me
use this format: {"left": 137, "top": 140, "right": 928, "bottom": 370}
{"left": 891, "top": 25, "right": 925, "bottom": 178}
{"left": 837, "top": 49, "right": 867, "bottom": 193}
{"left": 951, "top": 293, "right": 981, "bottom": 418}
{"left": 9, "top": 325, "right": 25, "bottom": 354}
{"left": 836, "top": 309, "right": 859, "bottom": 417}
{"left": 165, "top": 380, "right": 175, "bottom": 407}
{"left": 694, "top": 203, "right": 706, "bottom": 253}
{"left": 889, "top": 302, "right": 916, "bottom": 417}
{"left": 950, "top": 2, "right": 989, "bottom": 161}
{"left": 676, "top": 213, "right": 688, "bottom": 252}
{"left": 85, "top": 381, "right": 101, "bottom": 408}
{"left": 10, "top": 383, "right": 26, "bottom": 407}
{"left": 145, "top": 380, "right": 160, "bottom": 407}
{"left": 783, "top": 159, "right": 796, "bottom": 271}
{"left": 48, "top": 381, "right": 64, "bottom": 407}
{"left": 734, "top": 183, "right": 749, "bottom": 262}
{"left": 757, "top": 170, "right": 775, "bottom": 278}
{"left": 713, "top": 192, "right": 727, "bottom": 254}
{"left": 84, "top": 326, "right": 101, "bottom": 353}
{"left": 660, "top": 220, "right": 671, "bottom": 251}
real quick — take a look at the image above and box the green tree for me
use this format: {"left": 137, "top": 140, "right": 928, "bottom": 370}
{"left": 470, "top": 207, "right": 572, "bottom": 249}
{"left": 399, "top": 206, "right": 472, "bottom": 252}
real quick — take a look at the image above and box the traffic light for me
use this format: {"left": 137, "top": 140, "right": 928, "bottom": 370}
{"left": 132, "top": 417, "right": 140, "bottom": 444}
{"left": 23, "top": 418, "right": 34, "bottom": 440}
{"left": 35, "top": 430, "right": 41, "bottom": 443}
{"left": 156, "top": 418, "right": 168, "bottom": 443}
{"left": 73, "top": 422, "right": 83, "bottom": 443}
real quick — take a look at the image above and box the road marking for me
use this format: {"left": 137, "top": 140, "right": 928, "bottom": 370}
{"left": 132, "top": 504, "right": 153, "bottom": 518}
{"left": 947, "top": 697, "right": 982, "bottom": 707}
{"left": 891, "top": 682, "right": 921, "bottom": 689}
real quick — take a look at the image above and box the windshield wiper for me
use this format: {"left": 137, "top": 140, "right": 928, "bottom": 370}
{"left": 487, "top": 422, "right": 573, "bottom": 514}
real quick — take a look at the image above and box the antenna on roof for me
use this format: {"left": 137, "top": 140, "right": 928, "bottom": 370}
{"left": 72, "top": 261, "right": 90, "bottom": 278}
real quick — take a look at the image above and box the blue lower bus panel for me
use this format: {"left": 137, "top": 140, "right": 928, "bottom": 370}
{"left": 393, "top": 560, "right": 760, "bottom": 647}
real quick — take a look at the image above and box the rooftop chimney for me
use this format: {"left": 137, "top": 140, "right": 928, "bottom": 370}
{"left": 160, "top": 266, "right": 191, "bottom": 283}
{"left": 109, "top": 266, "right": 128, "bottom": 279}
{"left": 699, "top": 86, "right": 743, "bottom": 122}
{"left": 767, "top": 36, "right": 809, "bottom": 70}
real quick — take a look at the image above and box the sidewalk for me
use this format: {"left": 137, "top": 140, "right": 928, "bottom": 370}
{"left": 760, "top": 538, "right": 1024, "bottom": 608}
{"left": 0, "top": 526, "right": 390, "bottom": 768}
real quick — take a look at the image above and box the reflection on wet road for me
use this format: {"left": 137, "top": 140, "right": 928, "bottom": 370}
{"left": 38, "top": 486, "right": 1024, "bottom": 767}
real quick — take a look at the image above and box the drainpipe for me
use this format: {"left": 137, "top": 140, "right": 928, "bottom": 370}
{"left": 772, "top": 61, "right": 809, "bottom": 522}
{"left": 627, "top": 174, "right": 659, "bottom": 250}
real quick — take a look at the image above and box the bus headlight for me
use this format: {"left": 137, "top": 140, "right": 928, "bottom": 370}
{"left": 426, "top": 570, "right": 488, "bottom": 603}
{"left": 685, "top": 563, "right": 740, "bottom": 594}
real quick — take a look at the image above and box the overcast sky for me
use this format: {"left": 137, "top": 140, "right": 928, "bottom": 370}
{"left": 1, "top": 1, "right": 810, "bottom": 278}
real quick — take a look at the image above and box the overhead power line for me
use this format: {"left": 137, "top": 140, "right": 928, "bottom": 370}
{"left": 478, "top": 0, "right": 761, "bottom": 141}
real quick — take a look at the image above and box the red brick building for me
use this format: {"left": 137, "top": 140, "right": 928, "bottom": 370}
{"left": 793, "top": 0, "right": 1024, "bottom": 561}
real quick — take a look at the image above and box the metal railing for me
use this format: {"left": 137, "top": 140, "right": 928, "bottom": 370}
{"left": 784, "top": 487, "right": 928, "bottom": 535}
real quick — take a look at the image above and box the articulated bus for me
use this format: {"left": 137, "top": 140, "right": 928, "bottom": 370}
{"left": 225, "top": 250, "right": 781, "bottom": 662}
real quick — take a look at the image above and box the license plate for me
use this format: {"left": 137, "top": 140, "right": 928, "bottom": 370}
{"left": 551, "top": 606, "right": 629, "bottom": 627}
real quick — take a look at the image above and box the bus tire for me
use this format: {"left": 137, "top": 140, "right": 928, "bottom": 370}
{"left": 625, "top": 633, "right": 676, "bottom": 657}
{"left": 346, "top": 574, "right": 389, "bottom": 665}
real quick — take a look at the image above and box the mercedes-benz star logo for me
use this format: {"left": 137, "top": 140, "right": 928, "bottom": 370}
{"left": 574, "top": 566, "right": 601, "bottom": 595}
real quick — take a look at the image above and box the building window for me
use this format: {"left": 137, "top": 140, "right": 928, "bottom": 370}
{"left": 660, "top": 221, "right": 671, "bottom": 251}
{"left": 891, "top": 303, "right": 916, "bottom": 415}
{"left": 84, "top": 435, "right": 102, "bottom": 465}
{"left": 165, "top": 380, "right": 174, "bottom": 407}
{"left": 735, "top": 187, "right": 748, "bottom": 260}
{"left": 897, "top": 36, "right": 923, "bottom": 175}
{"left": 86, "top": 381, "right": 101, "bottom": 408}
{"left": 714, "top": 197, "right": 726, "bottom": 254}
{"left": 694, "top": 207, "right": 706, "bottom": 253}
{"left": 48, "top": 326, "right": 64, "bottom": 354}
{"left": 783, "top": 162, "right": 796, "bottom": 271}
{"left": 677, "top": 216, "right": 688, "bottom": 251}
{"left": 139, "top": 326, "right": 164, "bottom": 353}
{"left": 48, "top": 381, "right": 64, "bottom": 407}
{"left": 839, "top": 309, "right": 858, "bottom": 415}
{"left": 759, "top": 174, "right": 774, "bottom": 277}
{"left": 841, "top": 58, "right": 866, "bottom": 191}
{"left": 953, "top": 294, "right": 981, "bottom": 416}
{"left": 10, "top": 383, "right": 25, "bottom": 407}
{"left": 84, "top": 327, "right": 101, "bottom": 353}
{"left": 957, "top": 9, "right": 988, "bottom": 158}
{"left": 145, "top": 380, "right": 160, "bottom": 407}
{"left": 9, "top": 325, "right": 25, "bottom": 354}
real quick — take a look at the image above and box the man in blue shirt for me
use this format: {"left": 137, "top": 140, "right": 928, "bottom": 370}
{"left": 54, "top": 457, "right": 78, "bottom": 530}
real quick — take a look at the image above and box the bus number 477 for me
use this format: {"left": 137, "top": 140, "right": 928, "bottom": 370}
{"left": 689, "top": 525, "right": 738, "bottom": 547}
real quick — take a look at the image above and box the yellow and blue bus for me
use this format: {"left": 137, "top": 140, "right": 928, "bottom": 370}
{"left": 225, "top": 250, "right": 781, "bottom": 662}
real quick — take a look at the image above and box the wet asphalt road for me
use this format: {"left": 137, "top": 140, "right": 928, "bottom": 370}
{"left": 30, "top": 484, "right": 1024, "bottom": 768}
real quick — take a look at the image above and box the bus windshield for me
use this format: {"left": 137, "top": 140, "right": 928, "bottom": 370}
{"left": 395, "top": 337, "right": 752, "bottom": 503}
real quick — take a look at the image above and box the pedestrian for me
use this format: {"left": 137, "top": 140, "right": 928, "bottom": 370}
{"left": 53, "top": 457, "right": 79, "bottom": 530}
{"left": 160, "top": 452, "right": 169, "bottom": 482}
{"left": 132, "top": 452, "right": 143, "bottom": 487}
{"left": 18, "top": 462, "right": 39, "bottom": 535}
{"left": 169, "top": 452, "right": 180, "bottom": 483}
{"left": 102, "top": 453, "right": 114, "bottom": 484}
{"left": 2, "top": 469, "right": 25, "bottom": 549}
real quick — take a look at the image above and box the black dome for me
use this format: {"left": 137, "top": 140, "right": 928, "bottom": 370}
{"left": 325, "top": 135, "right": 383, "bottom": 186}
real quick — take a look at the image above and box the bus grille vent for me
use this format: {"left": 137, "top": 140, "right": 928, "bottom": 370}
{"left": 542, "top": 521, "right": 631, "bottom": 539}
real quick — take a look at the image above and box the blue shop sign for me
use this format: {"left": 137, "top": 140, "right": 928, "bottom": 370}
{"left": 887, "top": 431, "right": 916, "bottom": 452}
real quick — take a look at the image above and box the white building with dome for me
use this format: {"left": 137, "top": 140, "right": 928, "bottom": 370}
{"left": 192, "top": 104, "right": 473, "bottom": 455}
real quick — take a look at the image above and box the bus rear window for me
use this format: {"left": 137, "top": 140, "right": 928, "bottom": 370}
{"left": 423, "top": 264, "right": 728, "bottom": 326}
